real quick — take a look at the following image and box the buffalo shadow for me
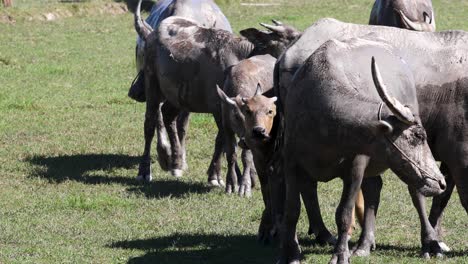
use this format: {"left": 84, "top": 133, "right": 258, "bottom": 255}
{"left": 26, "top": 154, "right": 212, "bottom": 198}
{"left": 110, "top": 233, "right": 276, "bottom": 264}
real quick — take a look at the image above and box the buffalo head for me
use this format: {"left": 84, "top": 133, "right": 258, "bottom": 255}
{"left": 217, "top": 84, "right": 277, "bottom": 144}
{"left": 371, "top": 57, "right": 445, "bottom": 196}
{"left": 240, "top": 20, "right": 301, "bottom": 58}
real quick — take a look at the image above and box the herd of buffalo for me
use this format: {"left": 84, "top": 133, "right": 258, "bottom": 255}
{"left": 126, "top": 0, "right": 467, "bottom": 263}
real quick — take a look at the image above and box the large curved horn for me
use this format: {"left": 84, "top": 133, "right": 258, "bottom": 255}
{"left": 260, "top": 22, "right": 285, "bottom": 33}
{"left": 371, "top": 57, "right": 416, "bottom": 125}
{"left": 398, "top": 10, "right": 435, "bottom": 32}
{"left": 271, "top": 19, "right": 283, "bottom": 26}
{"left": 134, "top": 0, "right": 154, "bottom": 41}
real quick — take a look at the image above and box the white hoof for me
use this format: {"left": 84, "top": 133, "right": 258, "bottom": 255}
{"left": 218, "top": 180, "right": 225, "bottom": 187}
{"left": 171, "top": 169, "right": 183, "bottom": 178}
{"left": 209, "top": 180, "right": 220, "bottom": 187}
{"left": 136, "top": 174, "right": 152, "bottom": 182}
{"left": 439, "top": 242, "right": 451, "bottom": 252}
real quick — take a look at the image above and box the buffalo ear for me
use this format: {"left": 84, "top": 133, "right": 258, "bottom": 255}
{"left": 372, "top": 120, "right": 393, "bottom": 135}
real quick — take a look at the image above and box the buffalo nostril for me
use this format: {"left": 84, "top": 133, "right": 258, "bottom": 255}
{"left": 439, "top": 179, "right": 446, "bottom": 191}
{"left": 252, "top": 127, "right": 267, "bottom": 138}
{"left": 423, "top": 12, "right": 431, "bottom": 23}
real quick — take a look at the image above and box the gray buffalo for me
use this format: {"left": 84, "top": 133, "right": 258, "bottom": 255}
{"left": 133, "top": 0, "right": 301, "bottom": 191}
{"left": 129, "top": 0, "right": 232, "bottom": 102}
{"left": 278, "top": 38, "right": 445, "bottom": 264}
{"left": 369, "top": 0, "right": 436, "bottom": 32}
{"left": 274, "top": 18, "right": 468, "bottom": 259}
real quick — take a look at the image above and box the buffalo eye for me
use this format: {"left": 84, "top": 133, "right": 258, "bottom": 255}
{"left": 267, "top": 109, "right": 274, "bottom": 115}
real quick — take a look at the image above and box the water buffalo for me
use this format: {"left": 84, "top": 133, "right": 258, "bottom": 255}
{"left": 133, "top": 0, "right": 301, "bottom": 192}
{"left": 219, "top": 55, "right": 276, "bottom": 197}
{"left": 129, "top": 0, "right": 232, "bottom": 102}
{"left": 274, "top": 18, "right": 468, "bottom": 258}
{"left": 278, "top": 38, "right": 445, "bottom": 264}
{"left": 369, "top": 0, "right": 436, "bottom": 31}
{"left": 218, "top": 83, "right": 279, "bottom": 237}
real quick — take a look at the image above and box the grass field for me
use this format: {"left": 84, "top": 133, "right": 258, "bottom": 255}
{"left": 0, "top": 0, "right": 467, "bottom": 263}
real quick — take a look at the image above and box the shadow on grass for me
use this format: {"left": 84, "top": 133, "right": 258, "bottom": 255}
{"left": 110, "top": 233, "right": 276, "bottom": 264}
{"left": 26, "top": 154, "right": 213, "bottom": 198}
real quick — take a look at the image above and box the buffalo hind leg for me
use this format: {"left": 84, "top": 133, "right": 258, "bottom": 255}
{"left": 162, "top": 102, "right": 184, "bottom": 177}
{"left": 137, "top": 72, "right": 168, "bottom": 182}
{"left": 223, "top": 123, "right": 239, "bottom": 194}
{"left": 330, "top": 155, "right": 369, "bottom": 264}
{"left": 353, "top": 176, "right": 382, "bottom": 257}
{"left": 177, "top": 111, "right": 190, "bottom": 171}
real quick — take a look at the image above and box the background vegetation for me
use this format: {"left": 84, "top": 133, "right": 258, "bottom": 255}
{"left": 0, "top": 0, "right": 467, "bottom": 263}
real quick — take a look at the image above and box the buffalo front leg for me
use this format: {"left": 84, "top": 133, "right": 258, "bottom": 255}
{"left": 224, "top": 125, "right": 239, "bottom": 194}
{"left": 206, "top": 113, "right": 225, "bottom": 187}
{"left": 302, "top": 179, "right": 336, "bottom": 245}
{"left": 408, "top": 185, "right": 449, "bottom": 258}
{"left": 162, "top": 102, "right": 184, "bottom": 177}
{"left": 277, "top": 163, "right": 302, "bottom": 264}
{"left": 353, "top": 176, "right": 383, "bottom": 257}
{"left": 239, "top": 149, "right": 254, "bottom": 197}
{"left": 330, "top": 155, "right": 369, "bottom": 264}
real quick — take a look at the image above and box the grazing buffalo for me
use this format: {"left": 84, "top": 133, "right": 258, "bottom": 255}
{"left": 369, "top": 0, "right": 436, "bottom": 31}
{"left": 278, "top": 38, "right": 445, "bottom": 264}
{"left": 129, "top": 0, "right": 232, "bottom": 102}
{"left": 274, "top": 18, "right": 468, "bottom": 259}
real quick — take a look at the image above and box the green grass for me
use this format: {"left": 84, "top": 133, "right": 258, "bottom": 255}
{"left": 0, "top": 0, "right": 467, "bottom": 263}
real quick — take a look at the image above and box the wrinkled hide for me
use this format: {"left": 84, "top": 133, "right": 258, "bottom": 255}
{"left": 279, "top": 38, "right": 445, "bottom": 264}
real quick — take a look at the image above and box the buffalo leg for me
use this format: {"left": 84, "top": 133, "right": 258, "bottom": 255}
{"left": 452, "top": 167, "right": 468, "bottom": 213}
{"left": 223, "top": 123, "right": 239, "bottom": 194}
{"left": 353, "top": 176, "right": 382, "bottom": 257}
{"left": 206, "top": 113, "right": 225, "bottom": 187}
{"left": 239, "top": 149, "right": 254, "bottom": 197}
{"left": 176, "top": 111, "right": 190, "bottom": 171}
{"left": 257, "top": 165, "right": 274, "bottom": 244}
{"left": 162, "top": 102, "right": 184, "bottom": 177}
{"left": 137, "top": 72, "right": 168, "bottom": 181}
{"left": 408, "top": 186, "right": 447, "bottom": 258}
{"left": 277, "top": 162, "right": 301, "bottom": 264}
{"left": 302, "top": 180, "right": 336, "bottom": 245}
{"left": 330, "top": 155, "right": 369, "bottom": 264}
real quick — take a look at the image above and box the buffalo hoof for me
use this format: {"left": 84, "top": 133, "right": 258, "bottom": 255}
{"left": 329, "top": 251, "right": 350, "bottom": 264}
{"left": 276, "top": 245, "right": 301, "bottom": 264}
{"left": 238, "top": 183, "right": 252, "bottom": 198}
{"left": 352, "top": 238, "right": 375, "bottom": 257}
{"left": 171, "top": 169, "right": 183, "bottom": 178}
{"left": 312, "top": 229, "right": 337, "bottom": 246}
{"left": 136, "top": 174, "right": 152, "bottom": 182}
{"left": 421, "top": 240, "right": 450, "bottom": 259}
{"left": 225, "top": 184, "right": 239, "bottom": 194}
{"left": 208, "top": 179, "right": 225, "bottom": 187}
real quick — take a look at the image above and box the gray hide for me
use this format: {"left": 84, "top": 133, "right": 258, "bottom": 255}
{"left": 136, "top": 15, "right": 254, "bottom": 185}
{"left": 369, "top": 0, "right": 436, "bottom": 32}
{"left": 278, "top": 38, "right": 445, "bottom": 264}
{"left": 274, "top": 18, "right": 468, "bottom": 260}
